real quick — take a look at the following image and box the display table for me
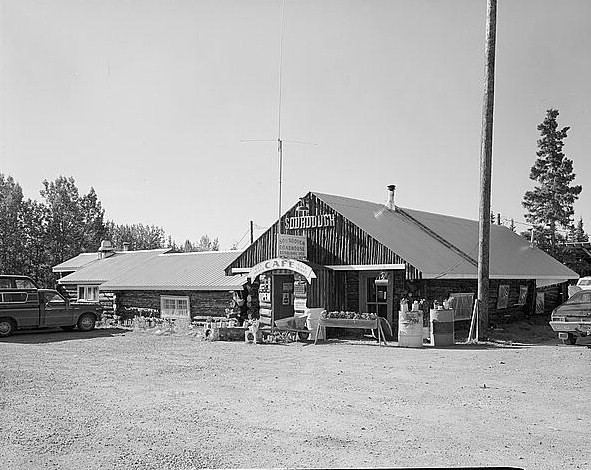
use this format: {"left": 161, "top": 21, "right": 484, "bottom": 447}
{"left": 314, "top": 317, "right": 387, "bottom": 346}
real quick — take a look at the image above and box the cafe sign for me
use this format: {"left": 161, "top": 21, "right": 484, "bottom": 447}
{"left": 284, "top": 213, "right": 335, "bottom": 231}
{"left": 247, "top": 258, "right": 317, "bottom": 283}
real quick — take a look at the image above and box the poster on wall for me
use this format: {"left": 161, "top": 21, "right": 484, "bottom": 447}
{"left": 282, "top": 293, "right": 291, "bottom": 305}
{"left": 294, "top": 298, "right": 307, "bottom": 311}
{"left": 496, "top": 285, "right": 510, "bottom": 309}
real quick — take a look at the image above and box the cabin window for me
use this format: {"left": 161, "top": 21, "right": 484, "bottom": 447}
{"left": 516, "top": 285, "right": 528, "bottom": 305}
{"left": 160, "top": 295, "right": 191, "bottom": 319}
{"left": 78, "top": 285, "right": 99, "bottom": 302}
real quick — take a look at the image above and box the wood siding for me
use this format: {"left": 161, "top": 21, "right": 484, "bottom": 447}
{"left": 227, "top": 193, "right": 421, "bottom": 279}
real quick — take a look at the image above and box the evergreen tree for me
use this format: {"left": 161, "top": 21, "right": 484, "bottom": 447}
{"left": 522, "top": 109, "right": 582, "bottom": 254}
{"left": 194, "top": 234, "right": 219, "bottom": 252}
{"left": 574, "top": 217, "right": 589, "bottom": 242}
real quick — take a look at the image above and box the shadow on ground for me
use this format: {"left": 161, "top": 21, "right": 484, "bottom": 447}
{"left": 0, "top": 327, "right": 129, "bottom": 344}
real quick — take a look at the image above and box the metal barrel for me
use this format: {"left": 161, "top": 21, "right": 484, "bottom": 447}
{"left": 430, "top": 308, "right": 455, "bottom": 346}
{"left": 398, "top": 310, "right": 423, "bottom": 348}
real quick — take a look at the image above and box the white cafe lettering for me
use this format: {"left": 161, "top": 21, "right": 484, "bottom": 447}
{"left": 247, "top": 258, "right": 317, "bottom": 282}
{"left": 264, "top": 259, "right": 295, "bottom": 270}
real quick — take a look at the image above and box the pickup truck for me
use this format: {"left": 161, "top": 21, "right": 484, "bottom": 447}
{"left": 549, "top": 290, "right": 591, "bottom": 345}
{"left": 0, "top": 288, "right": 102, "bottom": 337}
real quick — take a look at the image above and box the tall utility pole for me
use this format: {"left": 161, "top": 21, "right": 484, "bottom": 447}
{"left": 477, "top": 0, "right": 497, "bottom": 339}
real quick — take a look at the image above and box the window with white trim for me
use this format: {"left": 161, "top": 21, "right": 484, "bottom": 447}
{"left": 78, "top": 285, "right": 99, "bottom": 302}
{"left": 160, "top": 295, "right": 191, "bottom": 319}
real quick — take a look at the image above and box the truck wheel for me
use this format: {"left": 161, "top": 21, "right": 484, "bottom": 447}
{"left": 77, "top": 314, "right": 96, "bottom": 332}
{"left": 561, "top": 333, "right": 577, "bottom": 345}
{"left": 0, "top": 319, "right": 15, "bottom": 337}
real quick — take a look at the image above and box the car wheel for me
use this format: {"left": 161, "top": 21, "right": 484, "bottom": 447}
{"left": 77, "top": 314, "right": 96, "bottom": 332}
{"left": 0, "top": 319, "right": 15, "bottom": 337}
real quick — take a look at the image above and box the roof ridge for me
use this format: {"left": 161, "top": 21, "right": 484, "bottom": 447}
{"left": 160, "top": 250, "right": 241, "bottom": 256}
{"left": 396, "top": 208, "right": 478, "bottom": 267}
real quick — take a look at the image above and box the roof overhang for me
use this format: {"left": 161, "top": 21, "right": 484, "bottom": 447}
{"left": 326, "top": 264, "right": 405, "bottom": 271}
{"left": 422, "top": 273, "right": 578, "bottom": 280}
{"left": 100, "top": 285, "right": 242, "bottom": 292}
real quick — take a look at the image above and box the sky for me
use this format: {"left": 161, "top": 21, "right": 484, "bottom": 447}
{"left": 1, "top": 0, "right": 590, "bottom": 250}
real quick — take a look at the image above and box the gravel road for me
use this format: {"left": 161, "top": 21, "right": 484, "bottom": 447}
{"left": 1, "top": 325, "right": 590, "bottom": 469}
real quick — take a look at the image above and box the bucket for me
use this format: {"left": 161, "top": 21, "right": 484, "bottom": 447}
{"left": 398, "top": 310, "right": 423, "bottom": 348}
{"left": 430, "top": 308, "right": 454, "bottom": 346}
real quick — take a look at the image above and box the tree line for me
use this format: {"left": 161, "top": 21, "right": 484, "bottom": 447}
{"left": 0, "top": 175, "right": 219, "bottom": 287}
{"left": 1, "top": 109, "right": 589, "bottom": 287}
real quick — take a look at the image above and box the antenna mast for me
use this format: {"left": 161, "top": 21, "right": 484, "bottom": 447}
{"left": 277, "top": 0, "right": 286, "bottom": 236}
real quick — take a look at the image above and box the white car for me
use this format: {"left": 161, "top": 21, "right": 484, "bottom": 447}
{"left": 576, "top": 277, "right": 591, "bottom": 290}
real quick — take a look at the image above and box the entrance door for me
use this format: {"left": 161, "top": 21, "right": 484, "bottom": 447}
{"left": 272, "top": 274, "right": 294, "bottom": 322}
{"left": 366, "top": 276, "right": 388, "bottom": 318}
{"left": 360, "top": 272, "right": 394, "bottom": 325}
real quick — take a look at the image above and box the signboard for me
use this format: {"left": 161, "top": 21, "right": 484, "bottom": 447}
{"left": 294, "top": 298, "right": 307, "bottom": 311}
{"left": 247, "top": 258, "right": 317, "bottom": 283}
{"left": 284, "top": 213, "right": 335, "bottom": 231}
{"left": 278, "top": 234, "right": 307, "bottom": 260}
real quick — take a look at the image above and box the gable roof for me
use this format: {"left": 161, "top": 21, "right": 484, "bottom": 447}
{"left": 53, "top": 253, "right": 100, "bottom": 273}
{"left": 58, "top": 249, "right": 169, "bottom": 284}
{"left": 100, "top": 251, "right": 247, "bottom": 291}
{"left": 312, "top": 192, "right": 578, "bottom": 280}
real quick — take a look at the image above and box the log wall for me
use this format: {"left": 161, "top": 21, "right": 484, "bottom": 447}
{"left": 421, "top": 278, "right": 537, "bottom": 323}
{"left": 115, "top": 290, "right": 232, "bottom": 318}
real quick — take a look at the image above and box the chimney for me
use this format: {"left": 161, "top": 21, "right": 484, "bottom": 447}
{"left": 98, "top": 240, "right": 115, "bottom": 259}
{"left": 122, "top": 242, "right": 130, "bottom": 252}
{"left": 386, "top": 185, "right": 396, "bottom": 211}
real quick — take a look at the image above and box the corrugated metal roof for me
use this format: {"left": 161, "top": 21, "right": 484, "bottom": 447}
{"left": 313, "top": 192, "right": 578, "bottom": 280}
{"left": 59, "top": 249, "right": 169, "bottom": 284}
{"left": 100, "top": 251, "right": 247, "bottom": 291}
{"left": 52, "top": 253, "right": 99, "bottom": 272}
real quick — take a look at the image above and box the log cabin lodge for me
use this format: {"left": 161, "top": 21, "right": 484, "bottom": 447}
{"left": 226, "top": 186, "right": 577, "bottom": 328}
{"left": 54, "top": 186, "right": 578, "bottom": 329}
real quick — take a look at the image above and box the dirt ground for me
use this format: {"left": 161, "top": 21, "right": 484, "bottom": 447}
{"left": 1, "top": 322, "right": 590, "bottom": 470}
